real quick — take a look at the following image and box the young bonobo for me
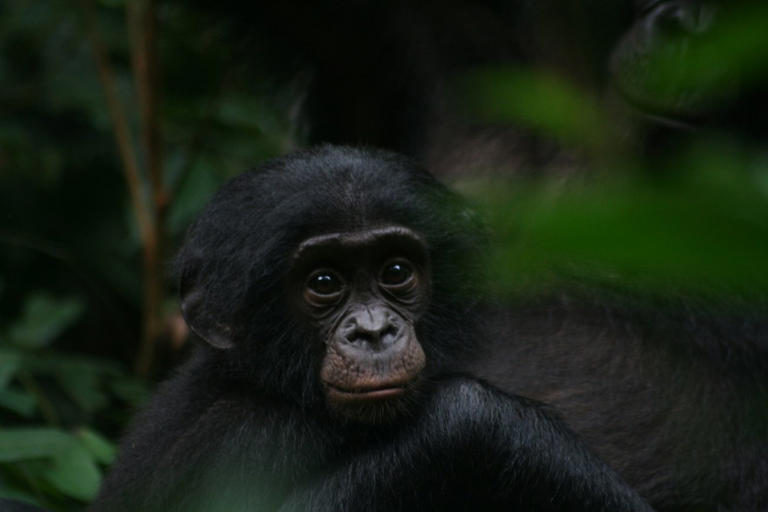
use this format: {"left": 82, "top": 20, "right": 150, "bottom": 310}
{"left": 91, "top": 146, "right": 652, "bottom": 511}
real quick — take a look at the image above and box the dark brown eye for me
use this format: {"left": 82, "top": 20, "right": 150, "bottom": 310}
{"left": 380, "top": 260, "right": 414, "bottom": 287}
{"left": 306, "top": 270, "right": 343, "bottom": 296}
{"left": 304, "top": 269, "right": 345, "bottom": 307}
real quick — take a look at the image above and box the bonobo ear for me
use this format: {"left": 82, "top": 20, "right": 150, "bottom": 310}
{"left": 179, "top": 266, "right": 235, "bottom": 349}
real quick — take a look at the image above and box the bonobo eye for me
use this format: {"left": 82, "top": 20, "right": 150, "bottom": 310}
{"left": 379, "top": 259, "right": 415, "bottom": 289}
{"left": 304, "top": 269, "right": 345, "bottom": 306}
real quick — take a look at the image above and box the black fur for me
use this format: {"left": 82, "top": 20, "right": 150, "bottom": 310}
{"left": 0, "top": 499, "right": 49, "bottom": 512}
{"left": 91, "top": 146, "right": 652, "bottom": 511}
{"left": 474, "top": 290, "right": 768, "bottom": 511}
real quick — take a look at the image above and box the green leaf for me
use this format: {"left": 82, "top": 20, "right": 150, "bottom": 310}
{"left": 7, "top": 293, "right": 85, "bottom": 349}
{"left": 458, "top": 67, "right": 607, "bottom": 147}
{"left": 43, "top": 443, "right": 102, "bottom": 501}
{"left": 168, "top": 161, "right": 220, "bottom": 236}
{"left": 76, "top": 428, "right": 116, "bottom": 465}
{"left": 110, "top": 377, "right": 149, "bottom": 406}
{"left": 0, "top": 428, "right": 75, "bottom": 462}
{"left": 55, "top": 369, "right": 108, "bottom": 414}
{"left": 465, "top": 143, "right": 768, "bottom": 296}
{"left": 0, "top": 389, "right": 37, "bottom": 417}
{"left": 0, "top": 351, "right": 21, "bottom": 389}
{"left": 0, "top": 490, "right": 43, "bottom": 509}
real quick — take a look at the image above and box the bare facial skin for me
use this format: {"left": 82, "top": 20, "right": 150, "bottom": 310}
{"left": 291, "top": 226, "right": 429, "bottom": 415}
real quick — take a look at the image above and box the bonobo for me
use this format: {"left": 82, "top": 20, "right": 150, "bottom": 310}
{"left": 91, "top": 146, "right": 652, "bottom": 511}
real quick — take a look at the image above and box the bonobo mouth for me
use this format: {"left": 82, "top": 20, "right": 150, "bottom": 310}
{"left": 325, "top": 383, "right": 408, "bottom": 402}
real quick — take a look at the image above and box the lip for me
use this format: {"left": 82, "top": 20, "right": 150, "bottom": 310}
{"left": 326, "top": 384, "right": 407, "bottom": 401}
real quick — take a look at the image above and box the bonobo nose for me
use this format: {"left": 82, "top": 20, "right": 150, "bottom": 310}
{"left": 341, "top": 306, "right": 403, "bottom": 349}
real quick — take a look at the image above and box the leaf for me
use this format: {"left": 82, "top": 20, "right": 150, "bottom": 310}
{"left": 55, "top": 368, "right": 108, "bottom": 414}
{"left": 457, "top": 67, "right": 607, "bottom": 147}
{"left": 168, "top": 161, "right": 221, "bottom": 236}
{"left": 467, "top": 145, "right": 768, "bottom": 296}
{"left": 0, "top": 389, "right": 37, "bottom": 417}
{"left": 0, "top": 489, "right": 44, "bottom": 510}
{"left": 0, "top": 428, "right": 75, "bottom": 462}
{"left": 0, "top": 351, "right": 21, "bottom": 389}
{"left": 7, "top": 293, "right": 84, "bottom": 349}
{"left": 110, "top": 377, "right": 149, "bottom": 406}
{"left": 76, "top": 428, "right": 116, "bottom": 465}
{"left": 0, "top": 428, "right": 106, "bottom": 501}
{"left": 43, "top": 443, "right": 102, "bottom": 501}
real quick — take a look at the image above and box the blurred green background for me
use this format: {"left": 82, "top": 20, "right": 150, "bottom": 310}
{"left": 1, "top": 1, "right": 767, "bottom": 509}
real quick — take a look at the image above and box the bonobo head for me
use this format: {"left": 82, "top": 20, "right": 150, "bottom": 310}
{"left": 176, "top": 145, "right": 483, "bottom": 423}
{"left": 609, "top": 0, "right": 758, "bottom": 129}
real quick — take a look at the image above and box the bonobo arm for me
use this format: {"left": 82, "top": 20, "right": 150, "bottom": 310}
{"left": 280, "top": 377, "right": 654, "bottom": 512}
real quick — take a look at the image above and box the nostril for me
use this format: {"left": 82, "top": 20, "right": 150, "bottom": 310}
{"left": 379, "top": 324, "right": 401, "bottom": 347}
{"left": 346, "top": 330, "right": 371, "bottom": 345}
{"left": 382, "top": 325, "right": 398, "bottom": 339}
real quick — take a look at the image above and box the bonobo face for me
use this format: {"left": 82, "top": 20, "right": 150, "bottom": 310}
{"left": 611, "top": 0, "right": 720, "bottom": 123}
{"left": 290, "top": 226, "right": 430, "bottom": 420}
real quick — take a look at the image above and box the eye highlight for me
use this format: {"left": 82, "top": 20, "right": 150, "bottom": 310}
{"left": 379, "top": 259, "right": 415, "bottom": 287}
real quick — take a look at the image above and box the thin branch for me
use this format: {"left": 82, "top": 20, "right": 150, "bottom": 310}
{"left": 82, "top": 0, "right": 168, "bottom": 377}
{"left": 79, "top": 0, "right": 152, "bottom": 245}
{"left": 128, "top": 0, "right": 166, "bottom": 377}
{"left": 128, "top": 0, "right": 166, "bottom": 209}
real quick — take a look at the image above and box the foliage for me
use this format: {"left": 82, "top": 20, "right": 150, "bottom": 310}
{"left": 458, "top": 138, "right": 768, "bottom": 298}
{"left": 0, "top": 292, "right": 145, "bottom": 510}
{"left": 0, "top": 0, "right": 295, "bottom": 509}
